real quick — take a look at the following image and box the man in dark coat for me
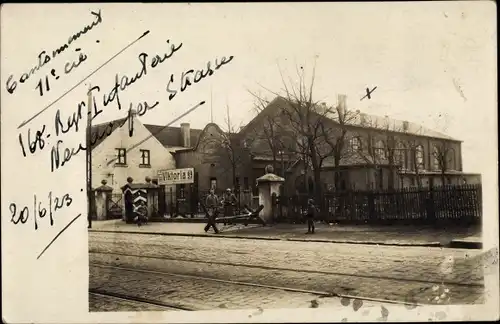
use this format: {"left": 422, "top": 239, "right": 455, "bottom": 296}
{"left": 204, "top": 188, "right": 220, "bottom": 233}
{"left": 306, "top": 198, "right": 319, "bottom": 234}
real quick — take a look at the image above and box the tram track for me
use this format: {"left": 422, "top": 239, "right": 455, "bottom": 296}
{"left": 90, "top": 261, "right": 427, "bottom": 308}
{"left": 89, "top": 250, "right": 484, "bottom": 288}
{"left": 89, "top": 290, "right": 195, "bottom": 311}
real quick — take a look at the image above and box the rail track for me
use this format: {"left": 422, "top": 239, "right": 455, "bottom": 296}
{"left": 89, "top": 250, "right": 484, "bottom": 289}
{"left": 89, "top": 290, "right": 195, "bottom": 311}
{"left": 90, "top": 260, "right": 429, "bottom": 308}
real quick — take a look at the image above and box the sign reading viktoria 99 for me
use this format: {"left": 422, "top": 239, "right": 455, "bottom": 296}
{"left": 158, "top": 168, "right": 195, "bottom": 185}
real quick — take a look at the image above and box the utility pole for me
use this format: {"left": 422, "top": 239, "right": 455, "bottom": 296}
{"left": 87, "top": 84, "right": 93, "bottom": 229}
{"left": 210, "top": 86, "right": 213, "bottom": 123}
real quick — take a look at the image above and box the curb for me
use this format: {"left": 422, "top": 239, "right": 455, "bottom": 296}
{"left": 89, "top": 229, "right": 444, "bottom": 248}
{"left": 449, "top": 240, "right": 482, "bottom": 249}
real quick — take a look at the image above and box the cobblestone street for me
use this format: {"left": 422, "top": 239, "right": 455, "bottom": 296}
{"left": 89, "top": 232, "right": 485, "bottom": 312}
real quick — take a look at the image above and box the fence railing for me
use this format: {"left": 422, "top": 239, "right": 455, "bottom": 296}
{"left": 274, "top": 184, "right": 482, "bottom": 225}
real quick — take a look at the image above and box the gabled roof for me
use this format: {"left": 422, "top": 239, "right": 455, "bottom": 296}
{"left": 90, "top": 117, "right": 128, "bottom": 149}
{"left": 143, "top": 124, "right": 203, "bottom": 148}
{"left": 90, "top": 117, "right": 204, "bottom": 150}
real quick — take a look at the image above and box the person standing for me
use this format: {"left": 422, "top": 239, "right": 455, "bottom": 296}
{"left": 306, "top": 198, "right": 319, "bottom": 234}
{"left": 204, "top": 188, "right": 220, "bottom": 233}
{"left": 222, "top": 188, "right": 237, "bottom": 225}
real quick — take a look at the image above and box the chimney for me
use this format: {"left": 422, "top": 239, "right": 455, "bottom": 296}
{"left": 360, "top": 113, "right": 367, "bottom": 125}
{"left": 180, "top": 123, "right": 191, "bottom": 147}
{"left": 338, "top": 94, "right": 347, "bottom": 111}
{"left": 402, "top": 120, "right": 409, "bottom": 132}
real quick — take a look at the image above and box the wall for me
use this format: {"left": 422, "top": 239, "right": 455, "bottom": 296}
{"left": 92, "top": 114, "right": 176, "bottom": 193}
{"left": 176, "top": 123, "right": 254, "bottom": 192}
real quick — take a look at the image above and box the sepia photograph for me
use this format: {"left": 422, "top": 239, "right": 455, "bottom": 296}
{"left": 1, "top": 2, "right": 497, "bottom": 323}
{"left": 84, "top": 2, "right": 491, "bottom": 315}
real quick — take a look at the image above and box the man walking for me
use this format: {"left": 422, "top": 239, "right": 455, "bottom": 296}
{"left": 306, "top": 198, "right": 319, "bottom": 234}
{"left": 204, "top": 188, "right": 220, "bottom": 234}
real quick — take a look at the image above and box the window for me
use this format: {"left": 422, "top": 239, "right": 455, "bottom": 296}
{"left": 210, "top": 177, "right": 217, "bottom": 190}
{"left": 395, "top": 142, "right": 407, "bottom": 169}
{"left": 243, "top": 177, "right": 249, "bottom": 190}
{"left": 116, "top": 148, "right": 127, "bottom": 165}
{"left": 350, "top": 137, "right": 361, "bottom": 151}
{"left": 140, "top": 149, "right": 150, "bottom": 166}
{"left": 415, "top": 145, "right": 424, "bottom": 170}
{"left": 374, "top": 140, "right": 386, "bottom": 161}
{"left": 447, "top": 148, "right": 456, "bottom": 170}
{"left": 432, "top": 146, "right": 440, "bottom": 170}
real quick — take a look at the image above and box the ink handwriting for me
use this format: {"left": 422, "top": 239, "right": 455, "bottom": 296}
{"left": 88, "top": 40, "right": 183, "bottom": 112}
{"left": 34, "top": 49, "right": 89, "bottom": 97}
{"left": 50, "top": 100, "right": 159, "bottom": 172}
{"left": 9, "top": 191, "right": 73, "bottom": 230}
{"left": 18, "top": 125, "right": 47, "bottom": 157}
{"left": 5, "top": 10, "right": 102, "bottom": 95}
{"left": 167, "top": 55, "right": 234, "bottom": 100}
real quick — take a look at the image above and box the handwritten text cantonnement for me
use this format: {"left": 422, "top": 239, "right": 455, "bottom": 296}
{"left": 5, "top": 10, "right": 102, "bottom": 95}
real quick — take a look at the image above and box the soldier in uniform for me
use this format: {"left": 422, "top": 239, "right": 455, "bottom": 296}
{"left": 222, "top": 188, "right": 237, "bottom": 224}
{"left": 204, "top": 188, "right": 220, "bottom": 233}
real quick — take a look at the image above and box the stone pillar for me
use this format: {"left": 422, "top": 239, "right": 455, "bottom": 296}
{"left": 95, "top": 180, "right": 113, "bottom": 220}
{"left": 256, "top": 165, "right": 284, "bottom": 224}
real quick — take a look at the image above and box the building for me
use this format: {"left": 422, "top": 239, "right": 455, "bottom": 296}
{"left": 90, "top": 110, "right": 249, "bottom": 197}
{"left": 90, "top": 110, "right": 178, "bottom": 193}
{"left": 91, "top": 95, "right": 481, "bottom": 198}
{"left": 238, "top": 95, "right": 481, "bottom": 192}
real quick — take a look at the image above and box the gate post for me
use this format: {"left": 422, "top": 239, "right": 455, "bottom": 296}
{"left": 256, "top": 165, "right": 285, "bottom": 225}
{"left": 95, "top": 180, "right": 113, "bottom": 220}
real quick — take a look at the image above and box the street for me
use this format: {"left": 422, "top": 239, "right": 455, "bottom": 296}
{"left": 89, "top": 232, "right": 484, "bottom": 312}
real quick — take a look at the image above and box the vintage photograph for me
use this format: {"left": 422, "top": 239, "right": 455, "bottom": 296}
{"left": 86, "top": 3, "right": 490, "bottom": 315}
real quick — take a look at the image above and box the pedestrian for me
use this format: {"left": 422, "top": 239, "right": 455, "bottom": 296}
{"left": 306, "top": 198, "right": 319, "bottom": 234}
{"left": 222, "top": 188, "right": 237, "bottom": 225}
{"left": 204, "top": 188, "right": 220, "bottom": 234}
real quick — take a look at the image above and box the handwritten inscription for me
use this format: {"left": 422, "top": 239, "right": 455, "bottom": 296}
{"left": 16, "top": 39, "right": 234, "bottom": 173}
{"left": 167, "top": 55, "right": 234, "bottom": 100}
{"left": 50, "top": 101, "right": 159, "bottom": 172}
{"left": 5, "top": 10, "right": 102, "bottom": 95}
{"left": 8, "top": 17, "right": 235, "bottom": 261}
{"left": 10, "top": 191, "right": 73, "bottom": 230}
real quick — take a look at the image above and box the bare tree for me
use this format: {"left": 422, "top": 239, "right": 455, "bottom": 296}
{"left": 199, "top": 105, "right": 253, "bottom": 190}
{"left": 406, "top": 138, "right": 424, "bottom": 188}
{"left": 253, "top": 63, "right": 356, "bottom": 202}
{"left": 432, "top": 141, "right": 454, "bottom": 186}
{"left": 354, "top": 116, "right": 403, "bottom": 190}
{"left": 246, "top": 92, "right": 296, "bottom": 174}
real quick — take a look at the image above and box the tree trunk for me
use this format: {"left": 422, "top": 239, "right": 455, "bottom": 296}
{"left": 313, "top": 167, "right": 323, "bottom": 219}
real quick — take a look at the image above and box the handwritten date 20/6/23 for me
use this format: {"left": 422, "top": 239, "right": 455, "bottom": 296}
{"left": 9, "top": 191, "right": 73, "bottom": 230}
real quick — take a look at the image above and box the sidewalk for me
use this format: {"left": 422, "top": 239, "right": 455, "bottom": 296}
{"left": 89, "top": 220, "right": 482, "bottom": 248}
